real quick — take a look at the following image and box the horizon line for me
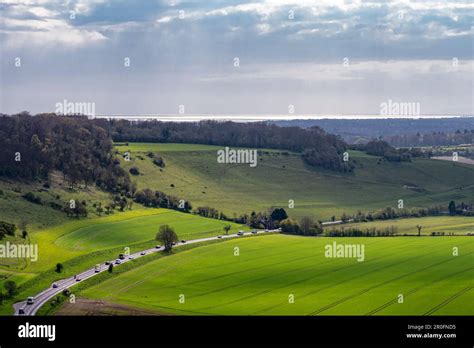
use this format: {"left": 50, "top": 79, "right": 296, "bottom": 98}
{"left": 89, "top": 114, "right": 474, "bottom": 122}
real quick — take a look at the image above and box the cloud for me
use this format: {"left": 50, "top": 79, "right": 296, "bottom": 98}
{"left": 1, "top": 1, "right": 472, "bottom": 115}
{"left": 1, "top": 0, "right": 107, "bottom": 47}
{"left": 200, "top": 59, "right": 474, "bottom": 83}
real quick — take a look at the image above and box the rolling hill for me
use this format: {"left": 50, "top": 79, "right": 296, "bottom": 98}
{"left": 116, "top": 143, "right": 474, "bottom": 221}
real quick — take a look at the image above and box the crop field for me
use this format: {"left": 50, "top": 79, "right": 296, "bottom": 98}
{"left": 81, "top": 234, "right": 474, "bottom": 316}
{"left": 334, "top": 216, "right": 474, "bottom": 235}
{"left": 117, "top": 143, "right": 474, "bottom": 220}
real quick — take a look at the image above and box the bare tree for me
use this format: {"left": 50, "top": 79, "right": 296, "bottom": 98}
{"left": 416, "top": 225, "right": 422, "bottom": 237}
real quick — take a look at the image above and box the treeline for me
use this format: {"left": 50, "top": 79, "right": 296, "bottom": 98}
{"left": 272, "top": 118, "right": 474, "bottom": 145}
{"left": 0, "top": 113, "right": 132, "bottom": 193}
{"left": 352, "top": 140, "right": 425, "bottom": 162}
{"left": 280, "top": 216, "right": 323, "bottom": 236}
{"left": 134, "top": 188, "right": 192, "bottom": 211}
{"left": 384, "top": 129, "right": 474, "bottom": 147}
{"left": 102, "top": 119, "right": 345, "bottom": 153}
{"left": 325, "top": 226, "right": 398, "bottom": 237}
{"left": 98, "top": 119, "right": 351, "bottom": 173}
{"left": 337, "top": 201, "right": 473, "bottom": 225}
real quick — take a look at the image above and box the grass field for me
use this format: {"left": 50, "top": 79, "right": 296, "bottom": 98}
{"left": 0, "top": 207, "right": 244, "bottom": 315}
{"left": 117, "top": 143, "right": 474, "bottom": 220}
{"left": 334, "top": 216, "right": 474, "bottom": 235}
{"left": 80, "top": 234, "right": 474, "bottom": 316}
{"left": 55, "top": 209, "right": 244, "bottom": 251}
{"left": 1, "top": 141, "right": 473, "bottom": 316}
{"left": 0, "top": 172, "right": 114, "bottom": 230}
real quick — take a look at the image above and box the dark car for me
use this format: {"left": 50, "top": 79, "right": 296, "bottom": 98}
{"left": 18, "top": 309, "right": 25, "bottom": 315}
{"left": 155, "top": 245, "right": 161, "bottom": 249}
{"left": 181, "top": 240, "right": 186, "bottom": 243}
{"left": 52, "top": 283, "right": 58, "bottom": 288}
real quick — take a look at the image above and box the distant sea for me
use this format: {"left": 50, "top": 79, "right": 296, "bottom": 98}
{"left": 92, "top": 114, "right": 473, "bottom": 122}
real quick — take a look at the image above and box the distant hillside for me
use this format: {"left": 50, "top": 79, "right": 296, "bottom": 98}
{"left": 116, "top": 142, "right": 474, "bottom": 221}
{"left": 271, "top": 118, "right": 474, "bottom": 145}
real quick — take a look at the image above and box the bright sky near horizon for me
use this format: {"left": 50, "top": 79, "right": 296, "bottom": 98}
{"left": 1, "top": 0, "right": 473, "bottom": 116}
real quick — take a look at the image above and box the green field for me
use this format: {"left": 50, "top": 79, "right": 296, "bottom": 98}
{"left": 0, "top": 172, "right": 115, "bottom": 230}
{"left": 80, "top": 234, "right": 474, "bottom": 315}
{"left": 1, "top": 141, "right": 473, "bottom": 316}
{"left": 0, "top": 207, "right": 244, "bottom": 314}
{"left": 117, "top": 143, "right": 474, "bottom": 220}
{"left": 55, "top": 209, "right": 244, "bottom": 251}
{"left": 336, "top": 216, "right": 474, "bottom": 235}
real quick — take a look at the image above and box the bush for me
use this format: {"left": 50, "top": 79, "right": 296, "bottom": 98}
{"left": 22, "top": 192, "right": 42, "bottom": 204}
{"left": 0, "top": 221, "right": 16, "bottom": 236}
{"left": 280, "top": 218, "right": 301, "bottom": 233}
{"left": 129, "top": 167, "right": 140, "bottom": 175}
{"left": 4, "top": 280, "right": 18, "bottom": 297}
{"left": 55, "top": 263, "right": 64, "bottom": 273}
{"left": 152, "top": 157, "right": 165, "bottom": 168}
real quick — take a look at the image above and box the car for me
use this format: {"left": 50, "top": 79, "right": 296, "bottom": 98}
{"left": 52, "top": 283, "right": 58, "bottom": 288}
{"left": 140, "top": 251, "right": 146, "bottom": 255}
{"left": 105, "top": 260, "right": 111, "bottom": 265}
{"left": 172, "top": 242, "right": 176, "bottom": 245}
{"left": 181, "top": 240, "right": 186, "bottom": 243}
{"left": 217, "top": 235, "right": 222, "bottom": 239}
{"left": 264, "top": 229, "right": 269, "bottom": 232}
{"left": 251, "top": 229, "right": 257, "bottom": 234}
{"left": 75, "top": 277, "right": 81, "bottom": 282}
{"left": 128, "top": 255, "right": 134, "bottom": 260}
{"left": 115, "top": 259, "right": 122, "bottom": 265}
{"left": 119, "top": 253, "right": 125, "bottom": 260}
{"left": 26, "top": 297, "right": 34, "bottom": 305}
{"left": 237, "top": 232, "right": 243, "bottom": 236}
{"left": 94, "top": 264, "right": 101, "bottom": 273}
{"left": 155, "top": 245, "right": 161, "bottom": 249}
{"left": 18, "top": 309, "right": 25, "bottom": 315}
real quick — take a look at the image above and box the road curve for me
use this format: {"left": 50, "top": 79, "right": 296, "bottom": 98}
{"left": 13, "top": 229, "right": 276, "bottom": 316}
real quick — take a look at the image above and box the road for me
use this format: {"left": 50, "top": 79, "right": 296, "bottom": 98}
{"left": 13, "top": 229, "right": 276, "bottom": 316}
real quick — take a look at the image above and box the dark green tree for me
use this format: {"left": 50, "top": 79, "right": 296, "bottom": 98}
{"left": 4, "top": 280, "right": 18, "bottom": 298}
{"left": 271, "top": 208, "right": 288, "bottom": 222}
{"left": 156, "top": 225, "right": 178, "bottom": 252}
{"left": 448, "top": 201, "right": 456, "bottom": 215}
{"left": 55, "top": 263, "right": 64, "bottom": 273}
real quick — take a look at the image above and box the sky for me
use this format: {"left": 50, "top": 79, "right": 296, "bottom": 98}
{"left": 1, "top": 0, "right": 473, "bottom": 117}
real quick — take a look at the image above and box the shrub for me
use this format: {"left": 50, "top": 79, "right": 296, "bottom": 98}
{"left": 129, "top": 167, "right": 140, "bottom": 175}
{"left": 22, "top": 192, "right": 42, "bottom": 205}
{"left": 152, "top": 157, "right": 165, "bottom": 168}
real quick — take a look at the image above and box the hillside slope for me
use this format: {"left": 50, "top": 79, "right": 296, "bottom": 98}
{"left": 117, "top": 143, "right": 474, "bottom": 220}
